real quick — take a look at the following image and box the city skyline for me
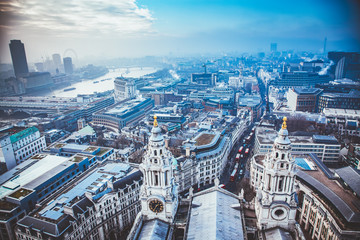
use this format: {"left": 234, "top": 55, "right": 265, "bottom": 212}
{"left": 1, "top": 0, "right": 360, "bottom": 64}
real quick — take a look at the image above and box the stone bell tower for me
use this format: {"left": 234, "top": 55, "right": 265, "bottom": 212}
{"left": 139, "top": 116, "right": 178, "bottom": 222}
{"left": 255, "top": 117, "right": 297, "bottom": 230}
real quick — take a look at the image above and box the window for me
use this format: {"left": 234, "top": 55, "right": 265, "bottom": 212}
{"left": 154, "top": 172, "right": 159, "bottom": 186}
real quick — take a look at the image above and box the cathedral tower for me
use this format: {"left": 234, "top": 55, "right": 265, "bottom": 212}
{"left": 255, "top": 117, "right": 297, "bottom": 230}
{"left": 139, "top": 116, "right": 178, "bottom": 222}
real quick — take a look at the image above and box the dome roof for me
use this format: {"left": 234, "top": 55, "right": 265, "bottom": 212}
{"left": 274, "top": 117, "right": 291, "bottom": 145}
{"left": 149, "top": 115, "right": 163, "bottom": 142}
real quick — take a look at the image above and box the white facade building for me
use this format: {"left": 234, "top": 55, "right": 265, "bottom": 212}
{"left": 0, "top": 126, "right": 46, "bottom": 170}
{"left": 178, "top": 131, "right": 231, "bottom": 192}
{"left": 15, "top": 162, "right": 143, "bottom": 240}
{"left": 254, "top": 126, "right": 340, "bottom": 165}
{"left": 323, "top": 108, "right": 360, "bottom": 137}
{"left": 114, "top": 77, "right": 136, "bottom": 102}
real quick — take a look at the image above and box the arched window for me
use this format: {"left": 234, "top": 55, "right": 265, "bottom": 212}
{"left": 276, "top": 152, "right": 279, "bottom": 158}
{"left": 281, "top": 153, "right": 285, "bottom": 160}
{"left": 160, "top": 149, "right": 163, "bottom": 155}
{"left": 154, "top": 150, "right": 157, "bottom": 156}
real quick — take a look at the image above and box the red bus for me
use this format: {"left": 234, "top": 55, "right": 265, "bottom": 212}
{"left": 245, "top": 148, "right": 250, "bottom": 155}
{"left": 238, "top": 146, "right": 243, "bottom": 153}
{"left": 235, "top": 154, "right": 240, "bottom": 162}
{"left": 230, "top": 163, "right": 239, "bottom": 181}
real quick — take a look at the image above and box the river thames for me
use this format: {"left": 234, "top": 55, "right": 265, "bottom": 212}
{"left": 39, "top": 67, "right": 157, "bottom": 98}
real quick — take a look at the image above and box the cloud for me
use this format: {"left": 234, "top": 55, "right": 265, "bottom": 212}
{"left": 1, "top": 0, "right": 154, "bottom": 36}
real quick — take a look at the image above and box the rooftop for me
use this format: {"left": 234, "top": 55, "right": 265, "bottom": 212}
{"left": 238, "top": 95, "right": 262, "bottom": 107}
{"left": 8, "top": 188, "right": 33, "bottom": 199}
{"left": 195, "top": 133, "right": 216, "bottom": 146}
{"left": 187, "top": 187, "right": 244, "bottom": 240}
{"left": 105, "top": 98, "right": 150, "bottom": 116}
{"left": 0, "top": 126, "right": 26, "bottom": 137}
{"left": 323, "top": 108, "right": 360, "bottom": 117}
{"left": 38, "top": 163, "right": 132, "bottom": 221}
{"left": 297, "top": 155, "right": 360, "bottom": 227}
{"left": 321, "top": 90, "right": 360, "bottom": 99}
{"left": 334, "top": 166, "right": 360, "bottom": 196}
{"left": 137, "top": 219, "right": 169, "bottom": 240}
{"left": 256, "top": 127, "right": 339, "bottom": 145}
{"left": 0, "top": 199, "right": 19, "bottom": 211}
{"left": 0, "top": 126, "right": 39, "bottom": 143}
{"left": 293, "top": 88, "right": 322, "bottom": 95}
{"left": 0, "top": 155, "right": 72, "bottom": 199}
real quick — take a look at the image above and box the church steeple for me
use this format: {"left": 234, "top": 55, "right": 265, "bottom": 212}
{"left": 254, "top": 116, "right": 297, "bottom": 231}
{"left": 139, "top": 115, "right": 178, "bottom": 222}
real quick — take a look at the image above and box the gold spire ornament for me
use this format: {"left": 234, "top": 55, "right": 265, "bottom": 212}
{"left": 282, "top": 117, "right": 287, "bottom": 129}
{"left": 153, "top": 115, "right": 158, "bottom": 127}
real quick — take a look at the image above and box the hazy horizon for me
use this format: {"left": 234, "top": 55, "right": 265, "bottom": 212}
{"left": 1, "top": 0, "right": 360, "bottom": 65}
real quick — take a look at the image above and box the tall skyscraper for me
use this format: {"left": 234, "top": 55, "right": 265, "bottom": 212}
{"left": 270, "top": 42, "right": 277, "bottom": 52}
{"left": 63, "top": 57, "right": 73, "bottom": 74}
{"left": 9, "top": 40, "right": 29, "bottom": 77}
{"left": 52, "top": 53, "right": 62, "bottom": 69}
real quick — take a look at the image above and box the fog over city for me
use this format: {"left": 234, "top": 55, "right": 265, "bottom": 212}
{"left": 1, "top": 1, "right": 360, "bottom": 240}
{"left": 1, "top": 0, "right": 360, "bottom": 64}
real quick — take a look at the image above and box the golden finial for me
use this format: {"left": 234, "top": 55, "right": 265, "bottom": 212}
{"left": 153, "top": 115, "right": 158, "bottom": 127}
{"left": 282, "top": 116, "right": 287, "bottom": 129}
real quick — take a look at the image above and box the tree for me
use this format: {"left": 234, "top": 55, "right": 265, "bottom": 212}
{"left": 95, "top": 136, "right": 105, "bottom": 146}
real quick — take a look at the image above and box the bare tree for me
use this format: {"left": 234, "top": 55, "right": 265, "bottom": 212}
{"left": 287, "top": 114, "right": 310, "bottom": 132}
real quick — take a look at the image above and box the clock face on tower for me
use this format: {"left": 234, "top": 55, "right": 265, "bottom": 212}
{"left": 149, "top": 199, "right": 164, "bottom": 213}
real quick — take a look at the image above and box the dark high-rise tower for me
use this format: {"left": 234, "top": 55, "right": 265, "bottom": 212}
{"left": 52, "top": 53, "right": 62, "bottom": 69}
{"left": 9, "top": 40, "right": 29, "bottom": 77}
{"left": 63, "top": 57, "right": 73, "bottom": 74}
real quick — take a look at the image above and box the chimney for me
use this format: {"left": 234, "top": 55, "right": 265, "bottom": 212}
{"left": 164, "top": 137, "right": 169, "bottom": 148}
{"left": 186, "top": 147, "right": 191, "bottom": 157}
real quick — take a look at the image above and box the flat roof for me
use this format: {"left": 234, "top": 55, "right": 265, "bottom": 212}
{"left": 0, "top": 159, "right": 38, "bottom": 185}
{"left": 312, "top": 135, "right": 338, "bottom": 144}
{"left": 195, "top": 133, "right": 216, "bottom": 146}
{"left": 238, "top": 95, "right": 261, "bottom": 107}
{"left": 105, "top": 98, "right": 149, "bottom": 115}
{"left": 323, "top": 108, "right": 360, "bottom": 117}
{"left": 293, "top": 88, "right": 322, "bottom": 95}
{"left": 0, "top": 155, "right": 71, "bottom": 199}
{"left": 256, "top": 127, "right": 340, "bottom": 145}
{"left": 38, "top": 163, "right": 131, "bottom": 221}
{"left": 321, "top": 90, "right": 360, "bottom": 98}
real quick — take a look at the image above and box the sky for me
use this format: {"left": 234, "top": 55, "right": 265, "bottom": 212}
{"left": 0, "top": 0, "right": 359, "bottom": 64}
